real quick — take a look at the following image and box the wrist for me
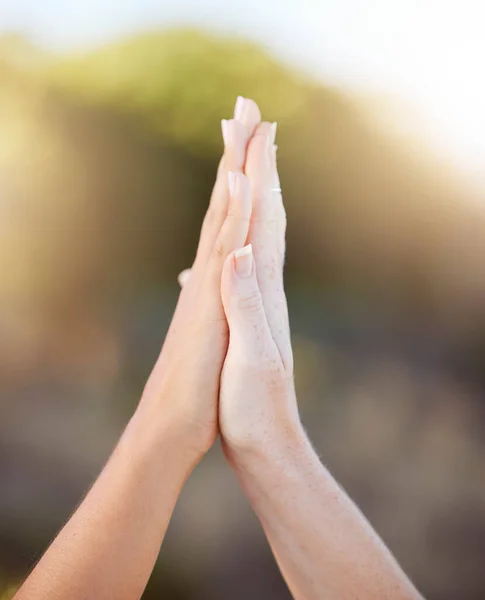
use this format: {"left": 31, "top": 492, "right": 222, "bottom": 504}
{"left": 122, "top": 396, "right": 205, "bottom": 477}
{"left": 223, "top": 417, "right": 313, "bottom": 479}
{"left": 224, "top": 423, "right": 331, "bottom": 521}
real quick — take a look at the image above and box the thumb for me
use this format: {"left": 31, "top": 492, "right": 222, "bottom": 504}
{"left": 221, "top": 244, "right": 276, "bottom": 360}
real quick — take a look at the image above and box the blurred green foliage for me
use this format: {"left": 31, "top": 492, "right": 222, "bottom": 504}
{"left": 4, "top": 26, "right": 480, "bottom": 325}
{"left": 47, "top": 29, "right": 308, "bottom": 155}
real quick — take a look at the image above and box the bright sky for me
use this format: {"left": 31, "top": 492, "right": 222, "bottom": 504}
{"left": 1, "top": 0, "right": 485, "bottom": 171}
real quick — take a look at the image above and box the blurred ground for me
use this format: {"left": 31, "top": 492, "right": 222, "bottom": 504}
{"left": 1, "top": 29, "right": 485, "bottom": 600}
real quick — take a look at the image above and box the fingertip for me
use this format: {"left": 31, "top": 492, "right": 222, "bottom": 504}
{"left": 222, "top": 119, "right": 249, "bottom": 172}
{"left": 222, "top": 119, "right": 246, "bottom": 149}
{"left": 234, "top": 97, "right": 261, "bottom": 135}
{"left": 178, "top": 268, "right": 191, "bottom": 287}
{"left": 253, "top": 121, "right": 277, "bottom": 140}
{"left": 244, "top": 98, "right": 262, "bottom": 133}
{"left": 222, "top": 245, "right": 258, "bottom": 299}
{"left": 234, "top": 244, "right": 253, "bottom": 279}
{"left": 234, "top": 96, "right": 245, "bottom": 120}
{"left": 221, "top": 245, "right": 270, "bottom": 345}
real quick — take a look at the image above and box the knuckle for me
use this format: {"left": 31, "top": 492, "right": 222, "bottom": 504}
{"left": 283, "top": 352, "right": 294, "bottom": 376}
{"left": 192, "top": 314, "right": 228, "bottom": 341}
{"left": 251, "top": 214, "right": 278, "bottom": 229}
{"left": 252, "top": 190, "right": 272, "bottom": 210}
{"left": 238, "top": 290, "right": 263, "bottom": 314}
{"left": 206, "top": 204, "right": 225, "bottom": 227}
{"left": 235, "top": 351, "right": 281, "bottom": 375}
{"left": 224, "top": 210, "right": 239, "bottom": 224}
{"left": 226, "top": 206, "right": 250, "bottom": 223}
{"left": 211, "top": 238, "right": 226, "bottom": 260}
{"left": 210, "top": 215, "right": 250, "bottom": 263}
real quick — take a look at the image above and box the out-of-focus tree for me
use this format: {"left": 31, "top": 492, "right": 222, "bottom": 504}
{"left": 42, "top": 29, "right": 485, "bottom": 344}
{"left": 47, "top": 29, "right": 308, "bottom": 155}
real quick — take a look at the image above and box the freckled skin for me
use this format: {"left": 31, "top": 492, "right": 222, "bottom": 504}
{"left": 219, "top": 119, "right": 422, "bottom": 600}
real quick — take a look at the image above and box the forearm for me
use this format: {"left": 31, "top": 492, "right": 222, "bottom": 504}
{"left": 14, "top": 400, "right": 198, "bottom": 600}
{"left": 228, "top": 426, "right": 422, "bottom": 600}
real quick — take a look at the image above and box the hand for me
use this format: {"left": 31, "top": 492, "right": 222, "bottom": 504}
{"left": 13, "top": 99, "right": 269, "bottom": 600}
{"left": 218, "top": 121, "right": 303, "bottom": 460}
{"left": 14, "top": 100, "right": 423, "bottom": 600}
{"left": 135, "top": 97, "right": 261, "bottom": 461}
{"left": 217, "top": 125, "right": 423, "bottom": 600}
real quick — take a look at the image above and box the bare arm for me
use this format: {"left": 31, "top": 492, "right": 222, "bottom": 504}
{"left": 228, "top": 420, "right": 422, "bottom": 600}
{"left": 14, "top": 96, "right": 263, "bottom": 600}
{"left": 14, "top": 408, "right": 197, "bottom": 600}
{"left": 218, "top": 123, "right": 424, "bottom": 599}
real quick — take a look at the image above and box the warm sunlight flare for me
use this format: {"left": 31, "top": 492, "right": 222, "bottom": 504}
{"left": 411, "top": 40, "right": 485, "bottom": 175}
{"left": 349, "top": 2, "right": 485, "bottom": 174}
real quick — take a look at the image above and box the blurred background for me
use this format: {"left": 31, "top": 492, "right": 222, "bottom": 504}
{"left": 1, "top": 1, "right": 485, "bottom": 598}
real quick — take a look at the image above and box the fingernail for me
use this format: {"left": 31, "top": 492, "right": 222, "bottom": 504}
{"left": 228, "top": 171, "right": 237, "bottom": 196}
{"left": 234, "top": 244, "right": 253, "bottom": 278}
{"left": 221, "top": 119, "right": 230, "bottom": 146}
{"left": 234, "top": 96, "right": 246, "bottom": 121}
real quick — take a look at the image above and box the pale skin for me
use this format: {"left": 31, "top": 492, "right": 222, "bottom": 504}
{"left": 13, "top": 98, "right": 423, "bottom": 600}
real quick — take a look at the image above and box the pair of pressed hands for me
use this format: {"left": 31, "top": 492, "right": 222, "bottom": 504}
{"left": 14, "top": 99, "right": 423, "bottom": 600}
{"left": 138, "top": 97, "right": 295, "bottom": 465}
